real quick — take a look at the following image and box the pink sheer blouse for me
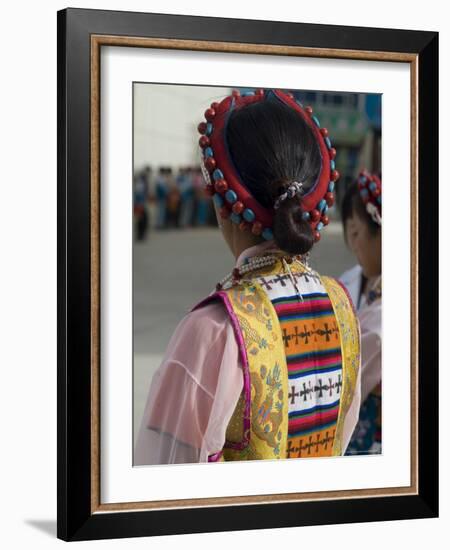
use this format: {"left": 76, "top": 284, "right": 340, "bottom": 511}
{"left": 134, "top": 241, "right": 362, "bottom": 465}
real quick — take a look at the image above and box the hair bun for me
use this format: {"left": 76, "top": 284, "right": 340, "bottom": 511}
{"left": 272, "top": 199, "right": 314, "bottom": 255}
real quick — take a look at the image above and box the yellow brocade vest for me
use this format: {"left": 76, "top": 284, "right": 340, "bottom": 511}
{"left": 192, "top": 258, "right": 360, "bottom": 462}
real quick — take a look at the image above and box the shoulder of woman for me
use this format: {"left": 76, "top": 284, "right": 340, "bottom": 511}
{"left": 339, "top": 264, "right": 362, "bottom": 285}
{"left": 181, "top": 299, "right": 232, "bottom": 336}
{"left": 166, "top": 299, "right": 236, "bottom": 364}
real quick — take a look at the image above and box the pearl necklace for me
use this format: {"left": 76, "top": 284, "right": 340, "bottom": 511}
{"left": 215, "top": 251, "right": 310, "bottom": 291}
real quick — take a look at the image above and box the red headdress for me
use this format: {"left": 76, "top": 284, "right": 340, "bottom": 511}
{"left": 357, "top": 169, "right": 382, "bottom": 226}
{"left": 198, "top": 88, "right": 339, "bottom": 243}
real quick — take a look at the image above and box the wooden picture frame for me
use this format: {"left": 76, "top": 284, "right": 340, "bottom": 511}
{"left": 57, "top": 7, "right": 438, "bottom": 541}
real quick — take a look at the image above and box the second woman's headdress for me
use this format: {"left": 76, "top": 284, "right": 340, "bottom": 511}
{"left": 357, "top": 169, "right": 382, "bottom": 226}
{"left": 198, "top": 89, "right": 340, "bottom": 243}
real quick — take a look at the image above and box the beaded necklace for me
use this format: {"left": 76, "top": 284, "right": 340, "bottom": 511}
{"left": 216, "top": 251, "right": 313, "bottom": 302}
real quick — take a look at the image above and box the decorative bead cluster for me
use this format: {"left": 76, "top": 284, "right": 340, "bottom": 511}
{"left": 357, "top": 170, "right": 382, "bottom": 226}
{"left": 273, "top": 181, "right": 305, "bottom": 210}
{"left": 198, "top": 88, "right": 340, "bottom": 244}
{"left": 216, "top": 254, "right": 278, "bottom": 290}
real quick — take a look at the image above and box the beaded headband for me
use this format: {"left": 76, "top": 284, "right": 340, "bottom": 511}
{"left": 197, "top": 88, "right": 339, "bottom": 243}
{"left": 357, "top": 169, "right": 382, "bottom": 226}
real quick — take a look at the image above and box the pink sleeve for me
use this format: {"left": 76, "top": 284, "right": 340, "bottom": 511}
{"left": 134, "top": 301, "right": 243, "bottom": 465}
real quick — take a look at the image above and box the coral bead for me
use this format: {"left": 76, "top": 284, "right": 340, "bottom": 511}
{"left": 255, "top": 89, "right": 264, "bottom": 97}
{"left": 251, "top": 221, "right": 263, "bottom": 235}
{"left": 329, "top": 147, "right": 337, "bottom": 160}
{"left": 219, "top": 206, "right": 230, "bottom": 219}
{"left": 372, "top": 187, "right": 381, "bottom": 197}
{"left": 305, "top": 105, "right": 313, "bottom": 115}
{"left": 321, "top": 214, "right": 329, "bottom": 226}
{"left": 320, "top": 127, "right": 329, "bottom": 137}
{"left": 325, "top": 192, "right": 335, "bottom": 207}
{"left": 232, "top": 90, "right": 240, "bottom": 97}
{"left": 314, "top": 230, "right": 321, "bottom": 242}
{"left": 197, "top": 122, "right": 207, "bottom": 134}
{"left": 232, "top": 201, "right": 245, "bottom": 214}
{"left": 199, "top": 135, "right": 210, "bottom": 148}
{"left": 239, "top": 221, "right": 251, "bottom": 231}
{"left": 310, "top": 209, "right": 320, "bottom": 222}
{"left": 204, "top": 157, "right": 216, "bottom": 172}
{"left": 204, "top": 108, "right": 216, "bottom": 121}
{"left": 204, "top": 185, "right": 215, "bottom": 197}
{"left": 330, "top": 170, "right": 340, "bottom": 182}
{"left": 211, "top": 102, "right": 220, "bottom": 110}
{"left": 214, "top": 179, "right": 228, "bottom": 193}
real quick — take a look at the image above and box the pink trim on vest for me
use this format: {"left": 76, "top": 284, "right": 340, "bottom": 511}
{"left": 207, "top": 450, "right": 224, "bottom": 462}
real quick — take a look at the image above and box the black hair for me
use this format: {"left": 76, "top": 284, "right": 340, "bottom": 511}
{"left": 225, "top": 95, "right": 321, "bottom": 255}
{"left": 340, "top": 180, "right": 380, "bottom": 242}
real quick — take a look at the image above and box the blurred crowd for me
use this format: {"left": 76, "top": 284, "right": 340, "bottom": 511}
{"left": 133, "top": 165, "right": 216, "bottom": 241}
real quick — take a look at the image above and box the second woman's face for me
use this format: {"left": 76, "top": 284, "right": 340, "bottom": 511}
{"left": 345, "top": 212, "right": 381, "bottom": 278}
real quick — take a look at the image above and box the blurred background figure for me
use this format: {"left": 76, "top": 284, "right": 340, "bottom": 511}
{"left": 177, "top": 167, "right": 195, "bottom": 228}
{"left": 165, "top": 168, "right": 180, "bottom": 228}
{"left": 154, "top": 167, "right": 169, "bottom": 229}
{"left": 133, "top": 165, "right": 152, "bottom": 241}
{"left": 192, "top": 165, "right": 211, "bottom": 226}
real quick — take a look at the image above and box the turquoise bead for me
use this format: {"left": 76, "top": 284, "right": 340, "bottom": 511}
{"left": 230, "top": 213, "right": 241, "bottom": 224}
{"left": 330, "top": 160, "right": 335, "bottom": 171}
{"left": 243, "top": 208, "right": 255, "bottom": 222}
{"left": 213, "top": 194, "right": 224, "bottom": 208}
{"left": 325, "top": 137, "right": 332, "bottom": 149}
{"left": 296, "top": 100, "right": 304, "bottom": 108}
{"left": 328, "top": 181, "right": 335, "bottom": 192}
{"left": 369, "top": 181, "right": 377, "bottom": 192}
{"left": 205, "top": 122, "right": 213, "bottom": 136}
{"left": 316, "top": 222, "right": 324, "bottom": 231}
{"left": 302, "top": 211, "right": 310, "bottom": 221}
{"left": 213, "top": 169, "right": 224, "bottom": 181}
{"left": 377, "top": 196, "right": 382, "bottom": 204}
{"left": 262, "top": 227, "right": 273, "bottom": 240}
{"left": 225, "top": 189, "right": 237, "bottom": 203}
{"left": 312, "top": 115, "right": 321, "bottom": 127}
{"left": 204, "top": 147, "right": 213, "bottom": 158}
{"left": 360, "top": 188, "right": 369, "bottom": 198}
{"left": 318, "top": 199, "right": 327, "bottom": 213}
{"left": 242, "top": 91, "right": 254, "bottom": 96}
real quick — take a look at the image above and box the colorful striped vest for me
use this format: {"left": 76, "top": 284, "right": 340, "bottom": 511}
{"left": 192, "top": 256, "right": 360, "bottom": 462}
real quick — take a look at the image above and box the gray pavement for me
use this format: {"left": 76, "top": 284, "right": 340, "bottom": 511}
{"left": 133, "top": 224, "right": 355, "bottom": 443}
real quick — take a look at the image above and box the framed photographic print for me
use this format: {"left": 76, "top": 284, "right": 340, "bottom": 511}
{"left": 57, "top": 7, "right": 439, "bottom": 542}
